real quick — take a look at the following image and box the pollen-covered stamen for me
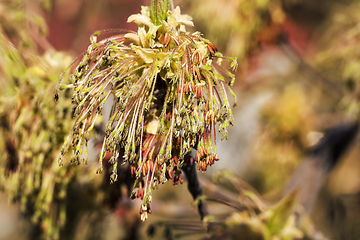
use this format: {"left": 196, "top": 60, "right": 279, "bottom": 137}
{"left": 170, "top": 35, "right": 180, "bottom": 46}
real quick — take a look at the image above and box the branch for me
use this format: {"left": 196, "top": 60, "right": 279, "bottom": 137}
{"left": 181, "top": 157, "right": 209, "bottom": 220}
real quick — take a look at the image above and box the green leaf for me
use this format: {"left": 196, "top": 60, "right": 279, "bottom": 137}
{"left": 266, "top": 189, "right": 299, "bottom": 235}
{"left": 150, "top": 0, "right": 169, "bottom": 26}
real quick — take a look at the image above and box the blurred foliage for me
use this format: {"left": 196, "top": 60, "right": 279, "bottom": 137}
{"left": 178, "top": 0, "right": 285, "bottom": 68}
{"left": 151, "top": 170, "right": 305, "bottom": 240}
{"left": 0, "top": 1, "right": 122, "bottom": 239}
{"left": 206, "top": 170, "right": 303, "bottom": 240}
{"left": 0, "top": 0, "right": 76, "bottom": 238}
{"left": 253, "top": 0, "right": 360, "bottom": 195}
{"left": 313, "top": 1, "right": 360, "bottom": 117}
{"left": 254, "top": 84, "right": 315, "bottom": 193}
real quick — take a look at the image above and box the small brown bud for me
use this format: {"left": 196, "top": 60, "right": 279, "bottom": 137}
{"left": 167, "top": 168, "right": 173, "bottom": 179}
{"left": 206, "top": 155, "right": 211, "bottom": 165}
{"left": 150, "top": 160, "right": 154, "bottom": 172}
{"left": 202, "top": 162, "right": 207, "bottom": 172}
{"left": 195, "top": 152, "right": 200, "bottom": 162}
{"left": 164, "top": 33, "right": 171, "bottom": 46}
{"left": 184, "top": 83, "right": 189, "bottom": 94}
{"left": 195, "top": 68, "right": 202, "bottom": 80}
{"left": 208, "top": 42, "right": 218, "bottom": 56}
{"left": 142, "top": 164, "right": 146, "bottom": 176}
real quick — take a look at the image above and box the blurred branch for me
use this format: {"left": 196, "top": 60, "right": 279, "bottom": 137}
{"left": 279, "top": 37, "right": 344, "bottom": 101}
{"left": 198, "top": 175, "right": 259, "bottom": 211}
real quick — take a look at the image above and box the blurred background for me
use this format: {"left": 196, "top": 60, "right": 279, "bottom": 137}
{"left": 1, "top": 0, "right": 360, "bottom": 239}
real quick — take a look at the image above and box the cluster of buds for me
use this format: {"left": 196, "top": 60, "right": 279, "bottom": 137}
{"left": 56, "top": 3, "right": 237, "bottom": 221}
{"left": 195, "top": 147, "right": 219, "bottom": 172}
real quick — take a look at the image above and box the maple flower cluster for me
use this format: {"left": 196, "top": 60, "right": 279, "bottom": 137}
{"left": 56, "top": 6, "right": 237, "bottom": 221}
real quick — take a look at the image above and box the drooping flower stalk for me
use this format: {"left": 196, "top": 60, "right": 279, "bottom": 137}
{"left": 56, "top": 4, "right": 237, "bottom": 221}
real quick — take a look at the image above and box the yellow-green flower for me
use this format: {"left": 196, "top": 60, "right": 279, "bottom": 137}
{"left": 56, "top": 4, "right": 237, "bottom": 221}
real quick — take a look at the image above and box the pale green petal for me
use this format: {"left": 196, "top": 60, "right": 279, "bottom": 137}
{"left": 132, "top": 45, "right": 157, "bottom": 64}
{"left": 173, "top": 6, "right": 194, "bottom": 27}
{"left": 196, "top": 41, "right": 208, "bottom": 59}
{"left": 146, "top": 119, "right": 160, "bottom": 134}
{"left": 140, "top": 6, "right": 150, "bottom": 18}
{"left": 162, "top": 20, "right": 172, "bottom": 33}
{"left": 166, "top": 11, "right": 178, "bottom": 28}
{"left": 138, "top": 27, "right": 148, "bottom": 48}
{"left": 147, "top": 25, "right": 161, "bottom": 40}
{"left": 127, "top": 13, "right": 154, "bottom": 28}
{"left": 156, "top": 52, "right": 172, "bottom": 69}
{"left": 124, "top": 33, "right": 140, "bottom": 46}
